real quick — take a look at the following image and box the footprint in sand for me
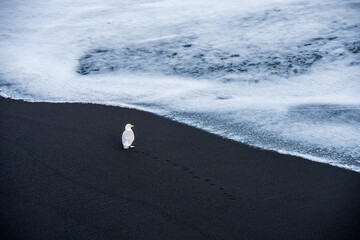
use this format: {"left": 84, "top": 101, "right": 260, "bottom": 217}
{"left": 130, "top": 149, "right": 236, "bottom": 201}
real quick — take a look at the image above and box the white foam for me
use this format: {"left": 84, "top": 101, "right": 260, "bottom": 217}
{"left": 1, "top": 0, "right": 360, "bottom": 172}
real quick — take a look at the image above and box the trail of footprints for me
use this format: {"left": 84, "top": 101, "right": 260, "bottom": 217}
{"left": 133, "top": 149, "right": 236, "bottom": 201}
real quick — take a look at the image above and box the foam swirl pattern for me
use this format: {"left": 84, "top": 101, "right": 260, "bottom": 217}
{"left": 0, "top": 0, "right": 359, "bottom": 171}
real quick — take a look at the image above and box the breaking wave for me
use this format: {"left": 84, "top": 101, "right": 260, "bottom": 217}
{"left": 1, "top": 0, "right": 360, "bottom": 171}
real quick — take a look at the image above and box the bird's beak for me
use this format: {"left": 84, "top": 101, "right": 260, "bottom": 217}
{"left": 131, "top": 125, "right": 134, "bottom": 127}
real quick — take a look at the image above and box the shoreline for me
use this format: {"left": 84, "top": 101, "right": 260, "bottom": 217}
{"left": 1, "top": 94, "right": 357, "bottom": 173}
{"left": 1, "top": 96, "right": 359, "bottom": 239}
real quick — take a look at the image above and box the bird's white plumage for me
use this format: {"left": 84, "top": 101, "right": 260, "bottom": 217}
{"left": 122, "top": 124, "right": 135, "bottom": 149}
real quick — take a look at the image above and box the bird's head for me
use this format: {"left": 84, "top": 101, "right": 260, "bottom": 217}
{"left": 125, "top": 123, "right": 134, "bottom": 130}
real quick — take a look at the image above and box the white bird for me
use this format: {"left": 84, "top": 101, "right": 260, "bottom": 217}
{"left": 122, "top": 123, "right": 135, "bottom": 149}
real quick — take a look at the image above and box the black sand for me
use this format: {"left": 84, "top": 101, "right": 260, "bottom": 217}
{"left": 1, "top": 97, "right": 359, "bottom": 240}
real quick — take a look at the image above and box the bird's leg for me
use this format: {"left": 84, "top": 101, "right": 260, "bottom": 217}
{"left": 130, "top": 145, "right": 135, "bottom": 149}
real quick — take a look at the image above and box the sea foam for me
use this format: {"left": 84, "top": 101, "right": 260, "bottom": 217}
{"left": 0, "top": 0, "right": 359, "bottom": 171}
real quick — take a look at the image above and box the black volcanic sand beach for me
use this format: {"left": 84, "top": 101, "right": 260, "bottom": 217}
{"left": 1, "top": 97, "right": 359, "bottom": 240}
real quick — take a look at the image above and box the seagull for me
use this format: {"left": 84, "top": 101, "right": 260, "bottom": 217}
{"left": 122, "top": 124, "right": 135, "bottom": 149}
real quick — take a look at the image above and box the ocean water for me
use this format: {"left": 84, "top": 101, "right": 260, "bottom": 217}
{"left": 0, "top": 0, "right": 359, "bottom": 172}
